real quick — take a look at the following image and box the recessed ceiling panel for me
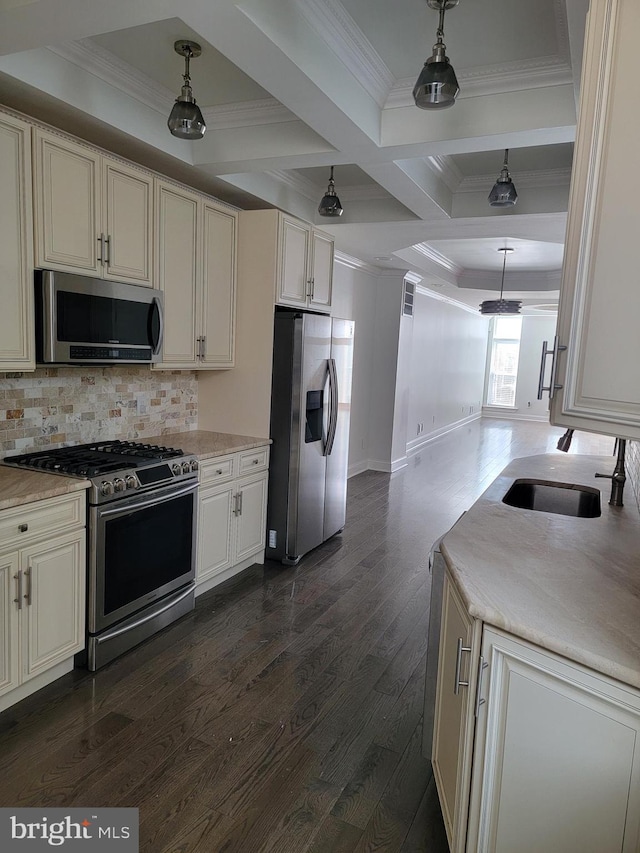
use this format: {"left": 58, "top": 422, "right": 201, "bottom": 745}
{"left": 451, "top": 144, "right": 574, "bottom": 177}
{"left": 339, "top": 0, "right": 565, "bottom": 80}
{"left": 295, "top": 164, "right": 383, "bottom": 188}
{"left": 424, "top": 238, "right": 564, "bottom": 271}
{"left": 89, "top": 18, "right": 272, "bottom": 106}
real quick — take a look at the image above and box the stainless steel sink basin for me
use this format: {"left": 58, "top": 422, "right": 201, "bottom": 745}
{"left": 502, "top": 479, "right": 601, "bottom": 518}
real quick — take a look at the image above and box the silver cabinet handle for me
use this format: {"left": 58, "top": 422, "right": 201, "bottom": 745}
{"left": 237, "top": 490, "right": 243, "bottom": 516}
{"left": 18, "top": 523, "right": 28, "bottom": 533}
{"left": 97, "top": 233, "right": 105, "bottom": 263}
{"left": 537, "top": 335, "right": 567, "bottom": 400}
{"left": 13, "top": 570, "right": 23, "bottom": 610}
{"left": 24, "top": 566, "right": 32, "bottom": 606}
{"left": 475, "top": 656, "right": 488, "bottom": 717}
{"left": 216, "top": 468, "right": 223, "bottom": 475}
{"left": 104, "top": 235, "right": 111, "bottom": 265}
{"left": 201, "top": 335, "right": 206, "bottom": 359}
{"left": 252, "top": 458, "right": 259, "bottom": 465}
{"left": 196, "top": 337, "right": 202, "bottom": 359}
{"left": 306, "top": 278, "right": 313, "bottom": 298}
{"left": 454, "top": 636, "right": 472, "bottom": 695}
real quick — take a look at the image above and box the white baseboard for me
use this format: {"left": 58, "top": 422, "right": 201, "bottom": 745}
{"left": 0, "top": 658, "right": 75, "bottom": 713}
{"left": 482, "top": 407, "right": 549, "bottom": 422}
{"left": 195, "top": 551, "right": 264, "bottom": 597}
{"left": 348, "top": 459, "right": 369, "bottom": 478}
{"left": 407, "top": 412, "right": 481, "bottom": 456}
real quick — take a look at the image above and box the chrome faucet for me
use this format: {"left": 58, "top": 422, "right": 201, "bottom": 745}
{"left": 595, "top": 438, "right": 627, "bottom": 507}
{"left": 556, "top": 428, "right": 574, "bottom": 452}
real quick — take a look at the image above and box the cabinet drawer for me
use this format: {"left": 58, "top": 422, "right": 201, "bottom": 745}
{"left": 199, "top": 455, "right": 235, "bottom": 486}
{"left": 238, "top": 447, "right": 269, "bottom": 474}
{"left": 0, "top": 493, "right": 85, "bottom": 552}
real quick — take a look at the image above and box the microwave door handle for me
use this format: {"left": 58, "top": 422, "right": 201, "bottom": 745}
{"left": 150, "top": 297, "right": 164, "bottom": 355}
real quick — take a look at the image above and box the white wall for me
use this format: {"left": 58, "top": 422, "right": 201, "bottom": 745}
{"left": 330, "top": 260, "right": 379, "bottom": 477}
{"left": 406, "top": 288, "right": 489, "bottom": 452}
{"left": 483, "top": 314, "right": 558, "bottom": 421}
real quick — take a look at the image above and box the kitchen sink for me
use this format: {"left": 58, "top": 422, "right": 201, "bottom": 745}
{"left": 502, "top": 479, "right": 601, "bottom": 518}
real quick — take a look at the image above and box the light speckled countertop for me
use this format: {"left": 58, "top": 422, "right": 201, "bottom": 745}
{"left": 139, "top": 430, "right": 271, "bottom": 460}
{"left": 0, "top": 431, "right": 270, "bottom": 511}
{"left": 441, "top": 453, "right": 640, "bottom": 690}
{"left": 0, "top": 467, "right": 89, "bottom": 512}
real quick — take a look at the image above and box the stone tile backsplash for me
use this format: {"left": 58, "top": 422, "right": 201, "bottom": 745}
{"left": 0, "top": 368, "right": 197, "bottom": 458}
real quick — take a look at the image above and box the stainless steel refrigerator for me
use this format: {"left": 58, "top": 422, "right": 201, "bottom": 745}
{"left": 266, "top": 309, "right": 354, "bottom": 565}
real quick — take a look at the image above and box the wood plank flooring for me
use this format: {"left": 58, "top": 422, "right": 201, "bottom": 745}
{"left": 0, "top": 419, "right": 615, "bottom": 852}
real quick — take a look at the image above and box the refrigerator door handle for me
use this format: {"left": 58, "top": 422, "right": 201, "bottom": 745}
{"left": 324, "top": 357, "right": 339, "bottom": 456}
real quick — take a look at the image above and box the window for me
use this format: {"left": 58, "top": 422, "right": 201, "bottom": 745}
{"left": 486, "top": 316, "right": 522, "bottom": 407}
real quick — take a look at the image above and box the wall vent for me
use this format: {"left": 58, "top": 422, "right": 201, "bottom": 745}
{"left": 403, "top": 280, "right": 415, "bottom": 316}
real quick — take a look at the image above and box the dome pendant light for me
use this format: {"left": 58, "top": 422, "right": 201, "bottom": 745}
{"left": 318, "top": 166, "right": 343, "bottom": 217}
{"left": 488, "top": 149, "right": 518, "bottom": 207}
{"left": 413, "top": 0, "right": 460, "bottom": 110}
{"left": 168, "top": 40, "right": 207, "bottom": 140}
{"left": 479, "top": 248, "right": 522, "bottom": 315}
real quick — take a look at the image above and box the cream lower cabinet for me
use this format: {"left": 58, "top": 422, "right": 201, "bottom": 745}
{"left": 32, "top": 128, "right": 153, "bottom": 285}
{"left": 433, "top": 568, "right": 640, "bottom": 853}
{"left": 196, "top": 447, "right": 269, "bottom": 592}
{"left": 547, "top": 0, "right": 640, "bottom": 440}
{"left": 154, "top": 180, "right": 237, "bottom": 370}
{"left": 0, "top": 112, "right": 34, "bottom": 370}
{"left": 0, "top": 493, "right": 86, "bottom": 712}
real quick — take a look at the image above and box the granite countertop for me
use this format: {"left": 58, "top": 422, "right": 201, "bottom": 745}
{"left": 0, "top": 467, "right": 90, "bottom": 512}
{"left": 441, "top": 453, "right": 640, "bottom": 690}
{"left": 138, "top": 430, "right": 271, "bottom": 460}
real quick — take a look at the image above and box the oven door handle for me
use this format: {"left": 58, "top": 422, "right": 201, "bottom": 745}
{"left": 93, "top": 585, "right": 195, "bottom": 644}
{"left": 98, "top": 481, "right": 198, "bottom": 518}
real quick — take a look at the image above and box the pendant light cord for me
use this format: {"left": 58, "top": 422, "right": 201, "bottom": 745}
{"left": 499, "top": 248, "right": 508, "bottom": 300}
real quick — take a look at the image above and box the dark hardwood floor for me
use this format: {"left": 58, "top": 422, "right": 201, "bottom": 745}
{"left": 0, "top": 419, "right": 614, "bottom": 852}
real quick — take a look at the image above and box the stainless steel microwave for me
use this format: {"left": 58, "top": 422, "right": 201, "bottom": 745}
{"left": 35, "top": 270, "right": 163, "bottom": 365}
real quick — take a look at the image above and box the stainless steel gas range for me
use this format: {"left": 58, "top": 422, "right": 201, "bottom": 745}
{"left": 3, "top": 440, "right": 199, "bottom": 670}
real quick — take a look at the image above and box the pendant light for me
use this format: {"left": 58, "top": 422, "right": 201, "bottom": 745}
{"left": 488, "top": 149, "right": 518, "bottom": 207}
{"left": 413, "top": 0, "right": 460, "bottom": 110}
{"left": 318, "top": 166, "right": 343, "bottom": 217}
{"left": 479, "top": 248, "right": 522, "bottom": 315}
{"left": 168, "top": 40, "right": 206, "bottom": 140}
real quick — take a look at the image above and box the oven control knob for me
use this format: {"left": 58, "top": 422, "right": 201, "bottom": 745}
{"left": 113, "top": 477, "right": 126, "bottom": 493}
{"left": 100, "top": 480, "right": 114, "bottom": 496}
{"left": 125, "top": 475, "right": 138, "bottom": 490}
{"left": 190, "top": 459, "right": 199, "bottom": 472}
{"left": 172, "top": 463, "right": 181, "bottom": 476}
{"left": 181, "top": 461, "right": 191, "bottom": 475}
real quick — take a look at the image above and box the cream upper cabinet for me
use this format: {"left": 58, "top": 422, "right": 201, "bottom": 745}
{"left": 548, "top": 0, "right": 640, "bottom": 440}
{"left": 240, "top": 210, "right": 334, "bottom": 313}
{"left": 0, "top": 113, "right": 34, "bottom": 371}
{"left": 154, "top": 181, "right": 237, "bottom": 370}
{"left": 433, "top": 565, "right": 640, "bottom": 853}
{"left": 277, "top": 213, "right": 334, "bottom": 312}
{"left": 33, "top": 128, "right": 153, "bottom": 285}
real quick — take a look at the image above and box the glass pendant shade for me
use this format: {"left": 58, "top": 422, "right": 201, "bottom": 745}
{"left": 413, "top": 0, "right": 460, "bottom": 109}
{"left": 168, "top": 41, "right": 206, "bottom": 140}
{"left": 168, "top": 89, "right": 206, "bottom": 140}
{"left": 479, "top": 248, "right": 522, "bottom": 315}
{"left": 413, "top": 47, "right": 459, "bottom": 109}
{"left": 489, "top": 150, "right": 518, "bottom": 207}
{"left": 318, "top": 167, "right": 343, "bottom": 217}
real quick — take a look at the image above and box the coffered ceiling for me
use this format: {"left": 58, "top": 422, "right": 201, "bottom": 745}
{"left": 0, "top": 0, "right": 590, "bottom": 310}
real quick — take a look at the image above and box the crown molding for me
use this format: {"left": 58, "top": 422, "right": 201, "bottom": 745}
{"left": 426, "top": 155, "right": 464, "bottom": 192}
{"left": 415, "top": 283, "right": 484, "bottom": 316}
{"left": 458, "top": 166, "right": 572, "bottom": 193}
{"left": 267, "top": 169, "right": 321, "bottom": 202}
{"left": 386, "top": 55, "right": 574, "bottom": 108}
{"left": 49, "top": 40, "right": 295, "bottom": 131}
{"left": 334, "top": 251, "right": 385, "bottom": 274}
{"left": 294, "top": 0, "right": 394, "bottom": 108}
{"left": 413, "top": 242, "right": 463, "bottom": 277}
{"left": 48, "top": 41, "right": 172, "bottom": 114}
